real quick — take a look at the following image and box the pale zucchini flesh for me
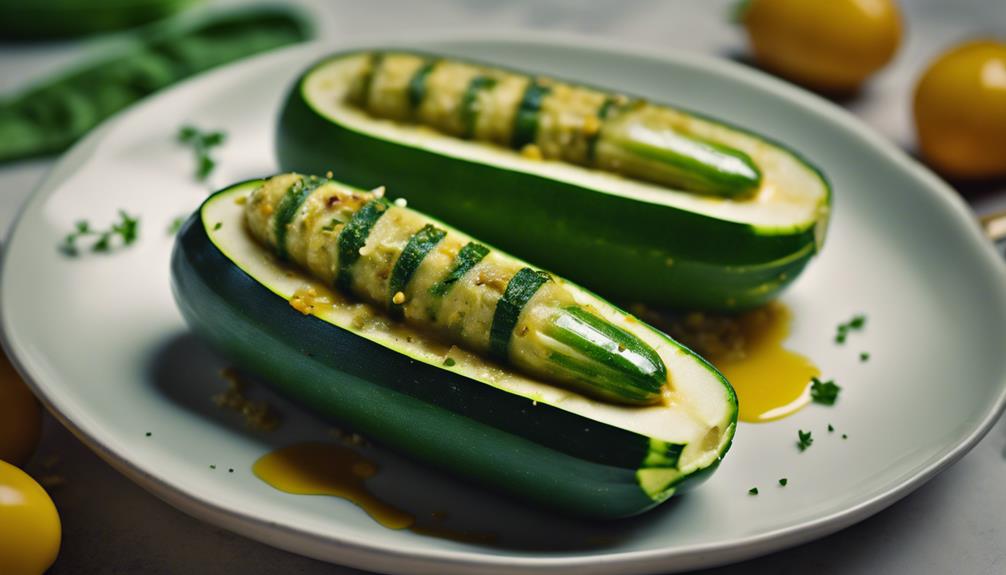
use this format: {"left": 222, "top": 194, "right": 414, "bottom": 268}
{"left": 278, "top": 50, "right": 832, "bottom": 311}
{"left": 313, "top": 52, "right": 828, "bottom": 233}
{"left": 247, "top": 174, "right": 666, "bottom": 405}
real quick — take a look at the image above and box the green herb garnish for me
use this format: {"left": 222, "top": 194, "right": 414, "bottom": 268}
{"left": 443, "top": 357, "right": 456, "bottom": 367}
{"left": 827, "top": 423, "right": 835, "bottom": 432}
{"left": 61, "top": 210, "right": 140, "bottom": 256}
{"left": 835, "top": 314, "right": 867, "bottom": 345}
{"left": 168, "top": 216, "right": 186, "bottom": 235}
{"left": 860, "top": 352, "right": 870, "bottom": 362}
{"left": 213, "top": 222, "right": 223, "bottom": 231}
{"left": 748, "top": 487, "right": 759, "bottom": 495}
{"left": 842, "top": 434, "right": 848, "bottom": 440}
{"left": 797, "top": 429, "right": 813, "bottom": 451}
{"left": 178, "top": 125, "right": 226, "bottom": 181}
{"left": 778, "top": 478, "right": 788, "bottom": 486}
{"left": 810, "top": 377, "right": 841, "bottom": 406}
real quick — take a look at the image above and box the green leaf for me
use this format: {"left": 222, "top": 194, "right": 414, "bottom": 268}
{"left": 178, "top": 124, "right": 226, "bottom": 182}
{"left": 178, "top": 125, "right": 198, "bottom": 142}
{"left": 797, "top": 429, "right": 813, "bottom": 451}
{"left": 168, "top": 216, "right": 186, "bottom": 235}
{"left": 59, "top": 210, "right": 139, "bottom": 256}
{"left": 810, "top": 377, "right": 841, "bottom": 406}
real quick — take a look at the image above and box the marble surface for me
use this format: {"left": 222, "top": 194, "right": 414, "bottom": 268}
{"left": 1, "top": 1, "right": 1004, "bottom": 573}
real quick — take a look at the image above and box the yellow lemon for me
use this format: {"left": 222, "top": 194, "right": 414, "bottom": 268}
{"left": 0, "top": 460, "right": 61, "bottom": 575}
{"left": 914, "top": 40, "right": 1006, "bottom": 179}
{"left": 743, "top": 0, "right": 903, "bottom": 93}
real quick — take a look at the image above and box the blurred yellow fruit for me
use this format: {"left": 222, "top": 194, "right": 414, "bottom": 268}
{"left": 742, "top": 0, "right": 903, "bottom": 93}
{"left": 0, "top": 460, "right": 61, "bottom": 575}
{"left": 914, "top": 40, "right": 1006, "bottom": 179}
{"left": 0, "top": 351, "right": 42, "bottom": 466}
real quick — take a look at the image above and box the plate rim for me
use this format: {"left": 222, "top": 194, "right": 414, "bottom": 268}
{"left": 3, "top": 30, "right": 1006, "bottom": 574}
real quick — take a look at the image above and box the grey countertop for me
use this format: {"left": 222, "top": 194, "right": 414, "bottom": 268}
{"left": 2, "top": 1, "right": 1004, "bottom": 573}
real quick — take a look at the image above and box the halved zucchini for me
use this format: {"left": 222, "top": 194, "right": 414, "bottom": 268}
{"left": 277, "top": 50, "right": 831, "bottom": 311}
{"left": 171, "top": 178, "right": 737, "bottom": 518}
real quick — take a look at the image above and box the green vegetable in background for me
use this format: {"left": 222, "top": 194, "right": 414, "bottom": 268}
{"left": 0, "top": 0, "right": 202, "bottom": 39}
{"left": 0, "top": 6, "right": 310, "bottom": 164}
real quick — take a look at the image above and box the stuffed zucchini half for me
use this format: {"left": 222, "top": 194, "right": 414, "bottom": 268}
{"left": 277, "top": 50, "right": 831, "bottom": 311}
{"left": 171, "top": 174, "right": 737, "bottom": 518}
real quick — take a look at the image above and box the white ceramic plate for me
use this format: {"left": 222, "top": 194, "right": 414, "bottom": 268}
{"left": 3, "top": 34, "right": 1006, "bottom": 575}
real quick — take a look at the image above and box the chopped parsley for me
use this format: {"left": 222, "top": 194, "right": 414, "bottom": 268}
{"left": 828, "top": 423, "right": 835, "bottom": 432}
{"left": 178, "top": 124, "right": 226, "bottom": 181}
{"left": 145, "top": 432, "right": 152, "bottom": 437}
{"left": 797, "top": 429, "right": 813, "bottom": 451}
{"left": 835, "top": 314, "right": 867, "bottom": 344}
{"left": 778, "top": 478, "right": 788, "bottom": 486}
{"left": 443, "top": 357, "right": 456, "bottom": 367}
{"left": 810, "top": 377, "right": 841, "bottom": 405}
{"left": 842, "top": 434, "right": 848, "bottom": 440}
{"left": 61, "top": 210, "right": 140, "bottom": 256}
{"left": 860, "top": 352, "right": 870, "bottom": 362}
{"left": 213, "top": 222, "right": 223, "bottom": 231}
{"left": 748, "top": 487, "right": 759, "bottom": 495}
{"left": 209, "top": 465, "right": 216, "bottom": 470}
{"left": 168, "top": 216, "right": 186, "bottom": 235}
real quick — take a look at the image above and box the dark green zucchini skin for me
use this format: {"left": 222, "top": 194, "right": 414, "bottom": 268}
{"left": 276, "top": 54, "right": 826, "bottom": 311}
{"left": 170, "top": 183, "right": 721, "bottom": 518}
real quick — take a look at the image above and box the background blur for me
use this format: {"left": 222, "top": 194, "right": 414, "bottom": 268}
{"left": 1, "top": 0, "right": 1004, "bottom": 573}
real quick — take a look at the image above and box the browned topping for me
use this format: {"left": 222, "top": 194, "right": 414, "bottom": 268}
{"left": 520, "top": 144, "right": 543, "bottom": 160}
{"left": 214, "top": 367, "right": 282, "bottom": 431}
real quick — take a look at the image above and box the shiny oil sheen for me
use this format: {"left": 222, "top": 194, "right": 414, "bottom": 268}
{"left": 253, "top": 442, "right": 497, "bottom": 542}
{"left": 253, "top": 442, "right": 412, "bottom": 529}
{"left": 709, "top": 302, "right": 819, "bottom": 423}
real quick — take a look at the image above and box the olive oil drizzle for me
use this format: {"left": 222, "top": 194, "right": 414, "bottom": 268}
{"left": 254, "top": 442, "right": 497, "bottom": 543}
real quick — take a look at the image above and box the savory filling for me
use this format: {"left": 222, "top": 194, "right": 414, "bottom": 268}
{"left": 343, "top": 52, "right": 762, "bottom": 198}
{"left": 246, "top": 173, "right": 668, "bottom": 405}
